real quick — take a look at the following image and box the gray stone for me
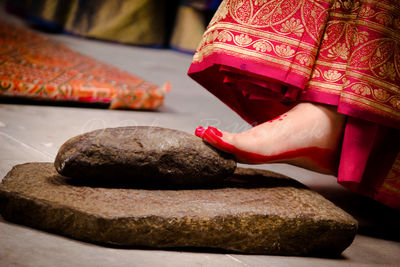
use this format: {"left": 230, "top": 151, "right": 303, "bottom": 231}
{"left": 54, "top": 126, "right": 236, "bottom": 186}
{"left": 0, "top": 163, "right": 358, "bottom": 256}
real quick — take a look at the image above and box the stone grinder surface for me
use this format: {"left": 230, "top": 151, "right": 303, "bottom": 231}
{"left": 0, "top": 162, "right": 357, "bottom": 256}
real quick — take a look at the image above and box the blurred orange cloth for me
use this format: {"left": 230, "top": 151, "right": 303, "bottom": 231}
{"left": 0, "top": 20, "right": 170, "bottom": 110}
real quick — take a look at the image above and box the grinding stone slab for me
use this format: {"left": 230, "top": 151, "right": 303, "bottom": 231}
{"left": 0, "top": 163, "right": 358, "bottom": 256}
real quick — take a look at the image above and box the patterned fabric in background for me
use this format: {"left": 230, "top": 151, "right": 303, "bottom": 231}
{"left": 6, "top": 0, "right": 223, "bottom": 52}
{"left": 0, "top": 20, "right": 170, "bottom": 110}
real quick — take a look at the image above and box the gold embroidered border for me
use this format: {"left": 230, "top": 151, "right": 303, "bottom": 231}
{"left": 308, "top": 79, "right": 400, "bottom": 114}
{"left": 345, "top": 70, "right": 399, "bottom": 93}
{"left": 328, "top": 12, "right": 357, "bottom": 19}
{"left": 197, "top": 42, "right": 312, "bottom": 76}
{"left": 314, "top": 60, "right": 348, "bottom": 70}
{"left": 352, "top": 20, "right": 400, "bottom": 39}
{"left": 205, "top": 23, "right": 319, "bottom": 52}
{"left": 198, "top": 47, "right": 309, "bottom": 79}
{"left": 341, "top": 91, "right": 400, "bottom": 117}
{"left": 196, "top": 45, "right": 400, "bottom": 98}
{"left": 322, "top": 17, "right": 400, "bottom": 42}
{"left": 307, "top": 81, "right": 343, "bottom": 92}
{"left": 308, "top": 63, "right": 400, "bottom": 94}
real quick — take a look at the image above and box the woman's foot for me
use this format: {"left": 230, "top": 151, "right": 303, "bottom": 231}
{"left": 195, "top": 103, "right": 346, "bottom": 175}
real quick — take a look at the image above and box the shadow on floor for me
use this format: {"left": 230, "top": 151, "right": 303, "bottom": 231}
{"left": 311, "top": 185, "right": 400, "bottom": 242}
{"left": 0, "top": 97, "right": 109, "bottom": 109}
{"left": 0, "top": 97, "right": 178, "bottom": 113}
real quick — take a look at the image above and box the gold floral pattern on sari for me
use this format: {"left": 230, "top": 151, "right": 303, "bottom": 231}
{"left": 308, "top": 0, "right": 400, "bottom": 120}
{"left": 193, "top": 0, "right": 400, "bottom": 124}
{"left": 189, "top": 0, "right": 400, "bottom": 208}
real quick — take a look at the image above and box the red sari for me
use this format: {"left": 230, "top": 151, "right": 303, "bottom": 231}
{"left": 188, "top": 0, "right": 400, "bottom": 209}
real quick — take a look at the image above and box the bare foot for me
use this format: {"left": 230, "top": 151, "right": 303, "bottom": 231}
{"left": 195, "top": 103, "right": 346, "bottom": 175}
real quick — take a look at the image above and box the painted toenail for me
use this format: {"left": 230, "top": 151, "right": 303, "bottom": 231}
{"left": 208, "top": 126, "right": 223, "bottom": 137}
{"left": 195, "top": 126, "right": 206, "bottom": 137}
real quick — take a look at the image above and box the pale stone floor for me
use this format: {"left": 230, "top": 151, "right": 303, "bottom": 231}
{"left": 0, "top": 10, "right": 399, "bottom": 267}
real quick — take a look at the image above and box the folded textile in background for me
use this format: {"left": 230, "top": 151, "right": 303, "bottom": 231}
{"left": 0, "top": 20, "right": 170, "bottom": 110}
{"left": 6, "top": 0, "right": 222, "bottom": 52}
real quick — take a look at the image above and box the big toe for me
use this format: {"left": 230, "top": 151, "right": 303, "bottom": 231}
{"left": 195, "top": 126, "right": 236, "bottom": 153}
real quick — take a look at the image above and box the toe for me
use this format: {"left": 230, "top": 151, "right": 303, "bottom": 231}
{"left": 195, "top": 126, "right": 206, "bottom": 137}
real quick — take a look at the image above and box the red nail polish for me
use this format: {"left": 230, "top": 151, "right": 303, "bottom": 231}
{"left": 195, "top": 126, "right": 205, "bottom": 137}
{"left": 207, "top": 126, "right": 223, "bottom": 137}
{"left": 202, "top": 127, "right": 235, "bottom": 154}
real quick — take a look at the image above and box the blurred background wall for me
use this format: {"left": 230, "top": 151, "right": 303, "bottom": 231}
{"left": 5, "top": 0, "right": 222, "bottom": 52}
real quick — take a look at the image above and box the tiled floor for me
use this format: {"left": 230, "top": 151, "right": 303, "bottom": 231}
{"left": 1, "top": 9, "right": 400, "bottom": 267}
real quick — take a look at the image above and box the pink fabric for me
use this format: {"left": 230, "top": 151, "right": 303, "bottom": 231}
{"left": 339, "top": 118, "right": 400, "bottom": 209}
{"left": 189, "top": 0, "right": 400, "bottom": 209}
